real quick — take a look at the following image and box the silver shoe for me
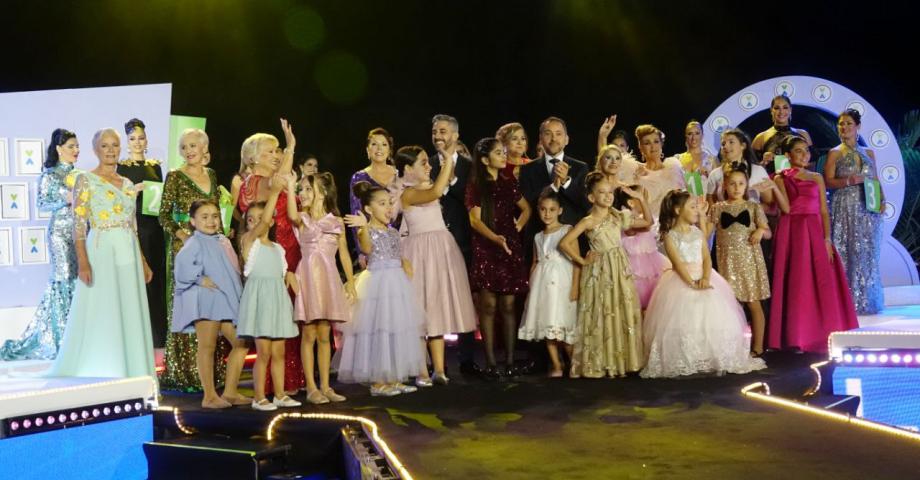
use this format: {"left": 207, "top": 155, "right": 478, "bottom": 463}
{"left": 394, "top": 383, "right": 418, "bottom": 393}
{"left": 432, "top": 372, "right": 450, "bottom": 385}
{"left": 370, "top": 385, "right": 401, "bottom": 397}
{"left": 415, "top": 377, "right": 433, "bottom": 388}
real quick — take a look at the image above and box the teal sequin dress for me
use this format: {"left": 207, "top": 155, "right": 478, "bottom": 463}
{"left": 1, "top": 163, "right": 79, "bottom": 360}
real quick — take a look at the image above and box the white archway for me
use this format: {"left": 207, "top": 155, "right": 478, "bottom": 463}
{"left": 704, "top": 75, "right": 918, "bottom": 286}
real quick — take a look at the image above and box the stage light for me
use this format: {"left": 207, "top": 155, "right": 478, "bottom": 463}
{"left": 892, "top": 354, "right": 902, "bottom": 363}
{"left": 856, "top": 354, "right": 865, "bottom": 363}
{"left": 35, "top": 417, "right": 43, "bottom": 427}
{"left": 844, "top": 354, "right": 854, "bottom": 362}
{"left": 905, "top": 355, "right": 914, "bottom": 363}
{"left": 880, "top": 354, "right": 889, "bottom": 363}
{"left": 92, "top": 409, "right": 100, "bottom": 418}
{"left": 868, "top": 354, "right": 878, "bottom": 363}
{"left": 23, "top": 419, "right": 31, "bottom": 429}
{"left": 114, "top": 406, "right": 121, "bottom": 414}
{"left": 81, "top": 410, "right": 90, "bottom": 419}
{"left": 10, "top": 421, "right": 19, "bottom": 431}
{"left": 135, "top": 402, "right": 142, "bottom": 411}
{"left": 47, "top": 416, "right": 55, "bottom": 425}
{"left": 103, "top": 407, "right": 111, "bottom": 416}
{"left": 70, "top": 412, "right": 78, "bottom": 421}
{"left": 59, "top": 414, "right": 67, "bottom": 423}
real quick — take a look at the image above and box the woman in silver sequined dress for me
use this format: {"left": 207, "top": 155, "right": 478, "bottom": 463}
{"left": 0, "top": 129, "right": 80, "bottom": 360}
{"left": 824, "top": 109, "right": 885, "bottom": 314}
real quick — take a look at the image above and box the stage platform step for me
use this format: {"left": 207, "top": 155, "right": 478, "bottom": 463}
{"left": 144, "top": 435, "right": 294, "bottom": 480}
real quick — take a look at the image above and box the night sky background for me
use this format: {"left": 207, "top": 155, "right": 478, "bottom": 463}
{"left": 3, "top": 0, "right": 918, "bottom": 196}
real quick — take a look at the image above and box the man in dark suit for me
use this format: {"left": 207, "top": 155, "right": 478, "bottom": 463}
{"left": 518, "top": 116, "right": 589, "bottom": 374}
{"left": 428, "top": 114, "right": 481, "bottom": 376}
{"left": 519, "top": 116, "right": 590, "bottom": 244}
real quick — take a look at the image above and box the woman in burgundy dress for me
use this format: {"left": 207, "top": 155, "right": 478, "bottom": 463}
{"left": 466, "top": 138, "right": 531, "bottom": 377}
{"left": 237, "top": 119, "right": 305, "bottom": 394}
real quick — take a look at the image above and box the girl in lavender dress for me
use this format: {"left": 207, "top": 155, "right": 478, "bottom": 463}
{"left": 172, "top": 199, "right": 250, "bottom": 409}
{"left": 340, "top": 182, "right": 426, "bottom": 397}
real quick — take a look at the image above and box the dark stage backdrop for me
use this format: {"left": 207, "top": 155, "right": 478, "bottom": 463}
{"left": 2, "top": 0, "right": 917, "bottom": 211}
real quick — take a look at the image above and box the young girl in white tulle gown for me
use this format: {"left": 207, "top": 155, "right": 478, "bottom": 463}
{"left": 640, "top": 190, "right": 766, "bottom": 378}
{"left": 518, "top": 189, "right": 579, "bottom": 377}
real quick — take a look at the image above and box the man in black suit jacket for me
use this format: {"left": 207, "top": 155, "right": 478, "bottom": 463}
{"left": 428, "top": 114, "right": 480, "bottom": 376}
{"left": 518, "top": 117, "right": 589, "bottom": 374}
{"left": 519, "top": 116, "right": 590, "bottom": 251}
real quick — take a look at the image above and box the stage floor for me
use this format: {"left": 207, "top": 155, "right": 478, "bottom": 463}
{"left": 160, "top": 350, "right": 920, "bottom": 479}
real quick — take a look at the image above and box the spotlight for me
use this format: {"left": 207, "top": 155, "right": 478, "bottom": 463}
{"left": 125, "top": 404, "right": 132, "bottom": 413}
{"left": 81, "top": 410, "right": 89, "bottom": 419}
{"left": 855, "top": 354, "right": 865, "bottom": 363}
{"left": 905, "top": 355, "right": 913, "bottom": 363}
{"left": 10, "top": 421, "right": 19, "bottom": 431}
{"left": 135, "top": 402, "right": 142, "bottom": 411}
{"left": 92, "top": 409, "right": 100, "bottom": 418}
{"left": 47, "top": 415, "right": 55, "bottom": 425}
{"left": 880, "top": 354, "right": 889, "bottom": 363}
{"left": 35, "top": 417, "right": 43, "bottom": 427}
{"left": 892, "top": 354, "right": 902, "bottom": 364}
{"left": 58, "top": 414, "right": 67, "bottom": 423}
{"left": 23, "top": 419, "right": 31, "bottom": 429}
{"left": 868, "top": 354, "right": 877, "bottom": 363}
{"left": 114, "top": 406, "right": 121, "bottom": 414}
{"left": 843, "top": 354, "right": 854, "bottom": 362}
{"left": 103, "top": 407, "right": 111, "bottom": 416}
{"left": 70, "top": 412, "right": 78, "bottom": 421}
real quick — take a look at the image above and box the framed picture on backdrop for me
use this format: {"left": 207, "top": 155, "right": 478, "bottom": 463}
{"left": 0, "top": 227, "right": 12, "bottom": 266}
{"left": 0, "top": 182, "right": 29, "bottom": 220}
{"left": 18, "top": 226, "right": 47, "bottom": 264}
{"left": 15, "top": 138, "right": 44, "bottom": 176}
{"left": 0, "top": 138, "right": 9, "bottom": 177}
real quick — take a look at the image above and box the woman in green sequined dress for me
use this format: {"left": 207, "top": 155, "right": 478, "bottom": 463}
{"left": 158, "top": 128, "right": 228, "bottom": 391}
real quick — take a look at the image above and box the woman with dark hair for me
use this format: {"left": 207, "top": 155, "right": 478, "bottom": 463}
{"left": 116, "top": 118, "right": 167, "bottom": 349}
{"left": 466, "top": 138, "right": 531, "bottom": 377}
{"left": 825, "top": 109, "right": 885, "bottom": 314}
{"left": 752, "top": 95, "right": 814, "bottom": 173}
{"left": 1, "top": 129, "right": 80, "bottom": 360}
{"left": 348, "top": 128, "right": 399, "bottom": 260}
{"left": 297, "top": 154, "right": 319, "bottom": 179}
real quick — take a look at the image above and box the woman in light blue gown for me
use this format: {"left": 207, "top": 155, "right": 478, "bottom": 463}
{"left": 50, "top": 128, "right": 155, "bottom": 379}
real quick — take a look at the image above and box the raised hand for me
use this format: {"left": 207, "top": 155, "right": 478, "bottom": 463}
{"left": 344, "top": 213, "right": 368, "bottom": 228}
{"left": 281, "top": 118, "right": 296, "bottom": 150}
{"left": 598, "top": 115, "right": 618, "bottom": 139}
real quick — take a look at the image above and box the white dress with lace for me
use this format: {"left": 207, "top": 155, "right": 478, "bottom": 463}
{"left": 518, "top": 225, "right": 577, "bottom": 343}
{"left": 640, "top": 227, "right": 766, "bottom": 378}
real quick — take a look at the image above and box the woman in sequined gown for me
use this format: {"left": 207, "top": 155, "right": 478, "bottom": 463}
{"left": 50, "top": 128, "right": 155, "bottom": 378}
{"left": 825, "top": 109, "right": 885, "bottom": 314}
{"left": 116, "top": 118, "right": 167, "bottom": 348}
{"left": 237, "top": 120, "right": 305, "bottom": 394}
{"left": 159, "top": 129, "right": 227, "bottom": 391}
{"left": 348, "top": 128, "right": 400, "bottom": 260}
{"left": 1, "top": 129, "right": 80, "bottom": 361}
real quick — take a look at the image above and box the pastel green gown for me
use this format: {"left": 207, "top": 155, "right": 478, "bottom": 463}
{"left": 49, "top": 172, "right": 155, "bottom": 379}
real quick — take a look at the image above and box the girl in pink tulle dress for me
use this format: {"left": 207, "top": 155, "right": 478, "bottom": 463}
{"left": 395, "top": 145, "right": 477, "bottom": 386}
{"left": 769, "top": 136, "right": 857, "bottom": 353}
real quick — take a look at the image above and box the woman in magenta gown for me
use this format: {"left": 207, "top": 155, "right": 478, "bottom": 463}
{"left": 769, "top": 136, "right": 857, "bottom": 353}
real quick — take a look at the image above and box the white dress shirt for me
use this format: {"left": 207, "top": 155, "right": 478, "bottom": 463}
{"left": 544, "top": 151, "right": 572, "bottom": 191}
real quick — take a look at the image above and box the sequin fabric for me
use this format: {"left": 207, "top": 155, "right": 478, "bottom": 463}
{"left": 0, "top": 163, "right": 78, "bottom": 360}
{"left": 159, "top": 168, "right": 229, "bottom": 392}
{"left": 710, "top": 200, "right": 771, "bottom": 302}
{"left": 830, "top": 145, "right": 884, "bottom": 314}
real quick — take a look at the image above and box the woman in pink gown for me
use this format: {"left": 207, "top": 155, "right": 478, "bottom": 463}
{"left": 769, "top": 136, "right": 857, "bottom": 352}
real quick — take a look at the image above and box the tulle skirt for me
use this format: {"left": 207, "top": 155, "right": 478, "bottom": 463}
{"left": 641, "top": 266, "right": 766, "bottom": 378}
{"left": 335, "top": 263, "right": 426, "bottom": 384}
{"left": 621, "top": 230, "right": 670, "bottom": 309}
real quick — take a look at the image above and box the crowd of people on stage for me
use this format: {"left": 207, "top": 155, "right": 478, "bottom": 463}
{"left": 0, "top": 94, "right": 886, "bottom": 411}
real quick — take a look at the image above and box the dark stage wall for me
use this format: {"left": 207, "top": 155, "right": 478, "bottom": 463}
{"left": 2, "top": 0, "right": 916, "bottom": 202}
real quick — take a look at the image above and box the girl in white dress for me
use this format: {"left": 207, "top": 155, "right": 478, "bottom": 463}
{"left": 518, "top": 189, "right": 579, "bottom": 377}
